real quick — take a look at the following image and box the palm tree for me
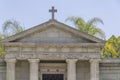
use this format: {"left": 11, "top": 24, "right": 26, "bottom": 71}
{"left": 66, "top": 17, "right": 106, "bottom": 39}
{"left": 0, "top": 19, "right": 25, "bottom": 57}
{"left": 2, "top": 19, "right": 25, "bottom": 37}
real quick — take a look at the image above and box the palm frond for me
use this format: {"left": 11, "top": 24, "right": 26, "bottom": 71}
{"left": 87, "top": 17, "right": 104, "bottom": 26}
{"left": 66, "top": 17, "right": 86, "bottom": 31}
{"left": 2, "top": 19, "right": 25, "bottom": 36}
{"left": 66, "top": 16, "right": 106, "bottom": 40}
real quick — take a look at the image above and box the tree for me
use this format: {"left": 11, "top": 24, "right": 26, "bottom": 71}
{"left": 101, "top": 35, "right": 120, "bottom": 58}
{"left": 2, "top": 19, "right": 25, "bottom": 37}
{"left": 66, "top": 17, "right": 106, "bottom": 39}
{"left": 0, "top": 19, "right": 25, "bottom": 57}
{"left": 0, "top": 33, "right": 4, "bottom": 57}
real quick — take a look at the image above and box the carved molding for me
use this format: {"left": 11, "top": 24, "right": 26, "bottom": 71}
{"left": 4, "top": 52, "right": 100, "bottom": 60}
{"left": 5, "top": 59, "right": 16, "bottom": 63}
{"left": 66, "top": 59, "right": 78, "bottom": 63}
{"left": 28, "top": 59, "right": 40, "bottom": 63}
{"left": 89, "top": 59, "right": 101, "bottom": 63}
{"left": 2, "top": 42, "right": 104, "bottom": 48}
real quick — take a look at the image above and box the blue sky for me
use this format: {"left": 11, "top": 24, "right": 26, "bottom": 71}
{"left": 0, "top": 0, "right": 120, "bottom": 39}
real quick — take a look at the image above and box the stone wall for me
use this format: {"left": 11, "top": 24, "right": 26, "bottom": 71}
{"left": 100, "top": 63, "right": 120, "bottom": 80}
{"left": 76, "top": 61, "right": 90, "bottom": 80}
{"left": 16, "top": 60, "right": 29, "bottom": 80}
{"left": 0, "top": 62, "right": 6, "bottom": 80}
{"left": 3, "top": 60, "right": 120, "bottom": 80}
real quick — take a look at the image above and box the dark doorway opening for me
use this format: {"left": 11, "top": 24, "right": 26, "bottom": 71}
{"left": 42, "top": 74, "right": 64, "bottom": 80}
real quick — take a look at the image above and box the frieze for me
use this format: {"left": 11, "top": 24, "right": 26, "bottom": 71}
{"left": 5, "top": 46, "right": 100, "bottom": 53}
{"left": 5, "top": 51, "right": 100, "bottom": 60}
{"left": 4, "top": 43, "right": 101, "bottom": 60}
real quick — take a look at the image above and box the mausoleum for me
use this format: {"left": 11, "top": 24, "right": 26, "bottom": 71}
{"left": 0, "top": 7, "right": 120, "bottom": 80}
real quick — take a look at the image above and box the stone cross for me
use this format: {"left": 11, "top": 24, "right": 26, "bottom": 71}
{"left": 49, "top": 6, "right": 57, "bottom": 20}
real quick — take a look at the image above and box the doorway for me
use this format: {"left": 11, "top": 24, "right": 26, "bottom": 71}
{"left": 42, "top": 74, "right": 64, "bottom": 80}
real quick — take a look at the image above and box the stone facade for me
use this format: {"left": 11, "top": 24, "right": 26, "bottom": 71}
{"left": 100, "top": 59, "right": 120, "bottom": 80}
{"left": 0, "top": 20, "right": 119, "bottom": 80}
{"left": 16, "top": 60, "right": 29, "bottom": 80}
{"left": 0, "top": 61, "right": 6, "bottom": 80}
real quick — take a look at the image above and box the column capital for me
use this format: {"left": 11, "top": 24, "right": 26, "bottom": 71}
{"left": 28, "top": 59, "right": 40, "bottom": 63}
{"left": 89, "top": 59, "right": 101, "bottom": 63}
{"left": 5, "top": 59, "right": 16, "bottom": 63}
{"left": 66, "top": 59, "right": 78, "bottom": 63}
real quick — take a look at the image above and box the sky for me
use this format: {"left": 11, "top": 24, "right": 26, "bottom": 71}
{"left": 0, "top": 0, "right": 120, "bottom": 39}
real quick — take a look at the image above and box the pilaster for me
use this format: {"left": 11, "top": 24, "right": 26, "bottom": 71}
{"left": 5, "top": 59, "right": 16, "bottom": 80}
{"left": 66, "top": 59, "right": 78, "bottom": 80}
{"left": 89, "top": 59, "right": 101, "bottom": 80}
{"left": 28, "top": 59, "right": 40, "bottom": 80}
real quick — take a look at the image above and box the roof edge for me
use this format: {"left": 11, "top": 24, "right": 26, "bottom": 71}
{"left": 0, "top": 19, "right": 105, "bottom": 43}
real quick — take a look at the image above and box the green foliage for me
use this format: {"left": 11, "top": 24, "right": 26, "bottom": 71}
{"left": 66, "top": 17, "right": 106, "bottom": 39}
{"left": 101, "top": 35, "right": 120, "bottom": 58}
{"left": 0, "top": 34, "right": 5, "bottom": 57}
{"left": 0, "top": 46, "right": 5, "bottom": 57}
{"left": 2, "top": 19, "right": 25, "bottom": 37}
{"left": 0, "top": 19, "right": 25, "bottom": 57}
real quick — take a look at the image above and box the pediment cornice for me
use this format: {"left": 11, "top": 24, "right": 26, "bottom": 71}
{"left": 1, "top": 20, "right": 105, "bottom": 43}
{"left": 2, "top": 42, "right": 104, "bottom": 48}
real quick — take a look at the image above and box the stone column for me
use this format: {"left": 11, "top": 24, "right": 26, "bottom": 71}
{"left": 66, "top": 59, "right": 78, "bottom": 80}
{"left": 5, "top": 59, "right": 16, "bottom": 80}
{"left": 28, "top": 59, "right": 40, "bottom": 80}
{"left": 89, "top": 59, "right": 100, "bottom": 80}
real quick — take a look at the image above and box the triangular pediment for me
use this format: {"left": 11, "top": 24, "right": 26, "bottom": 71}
{"left": 1, "top": 20, "right": 104, "bottom": 43}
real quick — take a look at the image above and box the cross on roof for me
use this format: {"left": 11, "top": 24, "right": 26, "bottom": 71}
{"left": 49, "top": 6, "right": 57, "bottom": 20}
